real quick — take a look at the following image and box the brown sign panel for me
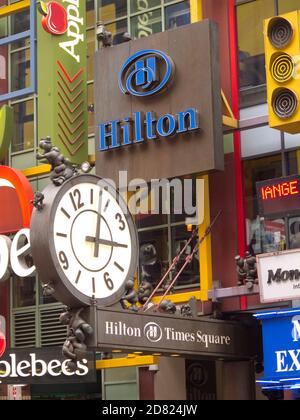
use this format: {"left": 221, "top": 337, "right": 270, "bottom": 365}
{"left": 95, "top": 308, "right": 258, "bottom": 360}
{"left": 95, "top": 20, "right": 223, "bottom": 183}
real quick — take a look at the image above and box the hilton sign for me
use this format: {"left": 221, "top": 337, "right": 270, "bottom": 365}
{"left": 86, "top": 307, "right": 259, "bottom": 360}
{"left": 95, "top": 20, "right": 223, "bottom": 183}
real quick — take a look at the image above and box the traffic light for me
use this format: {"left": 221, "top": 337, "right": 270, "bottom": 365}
{"left": 264, "top": 11, "right": 300, "bottom": 134}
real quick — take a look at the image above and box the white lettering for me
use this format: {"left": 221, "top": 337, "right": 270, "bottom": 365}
{"left": 61, "top": 359, "right": 75, "bottom": 376}
{"left": 16, "top": 360, "right": 31, "bottom": 378}
{"left": 0, "top": 353, "right": 90, "bottom": 380}
{"left": 0, "top": 235, "right": 11, "bottom": 282}
{"left": 59, "top": 0, "right": 84, "bottom": 63}
{"left": 47, "top": 359, "right": 62, "bottom": 377}
{"left": 276, "top": 351, "right": 289, "bottom": 372}
{"left": 10, "top": 229, "right": 36, "bottom": 278}
{"left": 67, "top": 5, "right": 83, "bottom": 25}
{"left": 288, "top": 350, "right": 300, "bottom": 371}
{"left": 76, "top": 359, "right": 89, "bottom": 376}
{"left": 31, "top": 353, "right": 47, "bottom": 377}
{"left": 293, "top": 320, "right": 300, "bottom": 342}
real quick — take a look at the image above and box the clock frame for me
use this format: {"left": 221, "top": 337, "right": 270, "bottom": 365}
{"left": 30, "top": 175, "right": 138, "bottom": 308}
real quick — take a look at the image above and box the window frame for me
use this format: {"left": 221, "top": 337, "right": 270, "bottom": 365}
{"left": 0, "top": 0, "right": 36, "bottom": 102}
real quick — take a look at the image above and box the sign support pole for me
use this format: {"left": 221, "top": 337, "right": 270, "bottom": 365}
{"left": 190, "top": 1, "right": 213, "bottom": 301}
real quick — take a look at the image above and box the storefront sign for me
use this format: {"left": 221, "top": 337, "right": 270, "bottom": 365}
{"left": 95, "top": 20, "right": 223, "bottom": 182}
{"left": 37, "top": 0, "right": 88, "bottom": 163}
{"left": 94, "top": 308, "right": 258, "bottom": 360}
{"left": 255, "top": 308, "right": 300, "bottom": 389}
{"left": 0, "top": 348, "right": 96, "bottom": 385}
{"left": 257, "top": 249, "right": 300, "bottom": 303}
{"left": 0, "top": 229, "right": 36, "bottom": 283}
{"left": 0, "top": 166, "right": 34, "bottom": 234}
{"left": 257, "top": 175, "right": 300, "bottom": 218}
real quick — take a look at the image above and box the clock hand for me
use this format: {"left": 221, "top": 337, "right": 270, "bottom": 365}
{"left": 93, "top": 189, "right": 103, "bottom": 258}
{"left": 86, "top": 236, "right": 128, "bottom": 249}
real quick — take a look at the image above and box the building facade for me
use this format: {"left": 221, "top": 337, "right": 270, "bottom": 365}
{"left": 0, "top": 0, "right": 300, "bottom": 400}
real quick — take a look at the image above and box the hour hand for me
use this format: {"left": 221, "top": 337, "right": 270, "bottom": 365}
{"left": 86, "top": 236, "right": 128, "bottom": 249}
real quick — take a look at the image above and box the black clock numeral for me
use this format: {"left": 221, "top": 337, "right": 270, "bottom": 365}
{"left": 75, "top": 270, "right": 81, "bottom": 284}
{"left": 104, "top": 199, "right": 110, "bottom": 212}
{"left": 90, "top": 188, "right": 94, "bottom": 205}
{"left": 114, "top": 262, "right": 124, "bottom": 272}
{"left": 69, "top": 189, "right": 84, "bottom": 211}
{"left": 104, "top": 272, "right": 114, "bottom": 290}
{"left": 115, "top": 213, "right": 126, "bottom": 231}
{"left": 56, "top": 233, "right": 67, "bottom": 238}
{"left": 61, "top": 208, "right": 71, "bottom": 219}
{"left": 59, "top": 251, "right": 69, "bottom": 270}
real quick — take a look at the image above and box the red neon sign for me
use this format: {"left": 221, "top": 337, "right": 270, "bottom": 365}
{"left": 0, "top": 166, "right": 34, "bottom": 234}
{"left": 257, "top": 176, "right": 300, "bottom": 217}
{"left": 261, "top": 180, "right": 300, "bottom": 201}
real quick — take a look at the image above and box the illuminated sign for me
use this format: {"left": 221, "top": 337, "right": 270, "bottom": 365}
{"left": 0, "top": 166, "right": 34, "bottom": 234}
{"left": 257, "top": 175, "right": 300, "bottom": 217}
{"left": 257, "top": 249, "right": 300, "bottom": 303}
{"left": 255, "top": 308, "right": 300, "bottom": 390}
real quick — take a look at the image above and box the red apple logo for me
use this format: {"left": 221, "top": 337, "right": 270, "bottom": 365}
{"left": 39, "top": 1, "right": 68, "bottom": 36}
{"left": 0, "top": 331, "right": 6, "bottom": 358}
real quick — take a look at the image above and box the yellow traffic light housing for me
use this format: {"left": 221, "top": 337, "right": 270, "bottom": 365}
{"left": 264, "top": 11, "right": 300, "bottom": 134}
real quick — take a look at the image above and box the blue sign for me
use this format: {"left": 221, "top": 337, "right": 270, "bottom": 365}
{"left": 98, "top": 49, "right": 200, "bottom": 152}
{"left": 118, "top": 50, "right": 175, "bottom": 97}
{"left": 99, "top": 108, "right": 199, "bottom": 151}
{"left": 255, "top": 309, "right": 300, "bottom": 390}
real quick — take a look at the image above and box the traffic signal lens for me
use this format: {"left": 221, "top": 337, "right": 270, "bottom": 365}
{"left": 268, "top": 17, "right": 293, "bottom": 49}
{"left": 272, "top": 88, "right": 298, "bottom": 119}
{"left": 270, "top": 53, "right": 294, "bottom": 83}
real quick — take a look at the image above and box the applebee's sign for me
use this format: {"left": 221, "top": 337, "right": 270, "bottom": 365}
{"left": 0, "top": 229, "right": 36, "bottom": 283}
{"left": 39, "top": 0, "right": 84, "bottom": 63}
{"left": 37, "top": 0, "right": 88, "bottom": 164}
{"left": 0, "top": 348, "right": 96, "bottom": 385}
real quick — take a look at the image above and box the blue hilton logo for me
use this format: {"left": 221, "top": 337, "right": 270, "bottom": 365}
{"left": 118, "top": 49, "right": 175, "bottom": 97}
{"left": 98, "top": 49, "right": 200, "bottom": 152}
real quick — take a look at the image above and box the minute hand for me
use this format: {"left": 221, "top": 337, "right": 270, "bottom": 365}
{"left": 86, "top": 237, "right": 128, "bottom": 248}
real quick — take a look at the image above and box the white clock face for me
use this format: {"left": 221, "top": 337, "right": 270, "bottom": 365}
{"left": 52, "top": 182, "right": 133, "bottom": 301}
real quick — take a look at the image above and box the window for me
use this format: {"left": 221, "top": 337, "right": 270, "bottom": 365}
{"left": 237, "top": 0, "right": 275, "bottom": 107}
{"left": 244, "top": 154, "right": 286, "bottom": 254}
{"left": 136, "top": 176, "right": 199, "bottom": 290}
{"left": 0, "top": 1, "right": 36, "bottom": 102}
{"left": 98, "top": 0, "right": 190, "bottom": 44}
{"left": 13, "top": 276, "right": 36, "bottom": 308}
{"left": 237, "top": 0, "right": 300, "bottom": 107}
{"left": 102, "top": 367, "right": 139, "bottom": 400}
{"left": 11, "top": 99, "right": 34, "bottom": 152}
